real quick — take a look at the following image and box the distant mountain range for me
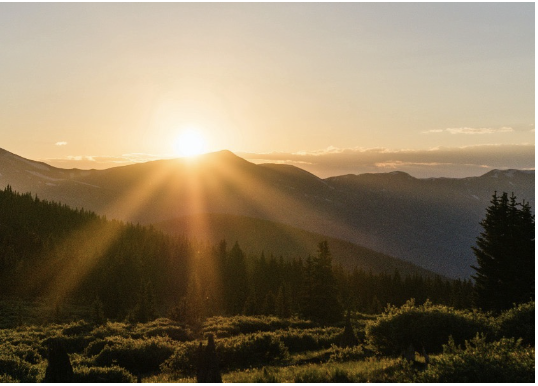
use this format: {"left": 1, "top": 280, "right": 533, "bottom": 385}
{"left": 0, "top": 148, "right": 534, "bottom": 278}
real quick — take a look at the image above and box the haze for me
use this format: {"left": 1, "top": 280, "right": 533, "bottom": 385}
{"left": 0, "top": 3, "right": 534, "bottom": 177}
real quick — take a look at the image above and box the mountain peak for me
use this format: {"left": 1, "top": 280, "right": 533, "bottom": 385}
{"left": 482, "top": 169, "right": 535, "bottom": 179}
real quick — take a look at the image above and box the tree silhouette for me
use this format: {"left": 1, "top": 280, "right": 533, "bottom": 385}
{"left": 472, "top": 192, "right": 535, "bottom": 312}
{"left": 300, "top": 241, "right": 342, "bottom": 323}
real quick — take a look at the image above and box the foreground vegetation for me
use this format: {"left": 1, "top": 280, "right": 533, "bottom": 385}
{"left": 0, "top": 188, "right": 533, "bottom": 382}
{"left": 0, "top": 299, "right": 533, "bottom": 382}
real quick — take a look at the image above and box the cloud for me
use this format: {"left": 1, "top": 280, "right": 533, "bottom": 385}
{"left": 446, "top": 127, "right": 513, "bottom": 135}
{"left": 55, "top": 141, "right": 68, "bottom": 146}
{"left": 423, "top": 127, "right": 514, "bottom": 135}
{"left": 41, "top": 144, "right": 535, "bottom": 179}
{"left": 239, "top": 144, "right": 535, "bottom": 178}
{"left": 43, "top": 153, "right": 168, "bottom": 170}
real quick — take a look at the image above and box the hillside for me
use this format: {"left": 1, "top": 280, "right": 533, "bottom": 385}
{"left": 156, "top": 213, "right": 439, "bottom": 278}
{"left": 0, "top": 148, "right": 534, "bottom": 278}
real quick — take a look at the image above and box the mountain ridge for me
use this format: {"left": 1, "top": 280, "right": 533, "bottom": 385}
{"left": 0, "top": 148, "right": 534, "bottom": 278}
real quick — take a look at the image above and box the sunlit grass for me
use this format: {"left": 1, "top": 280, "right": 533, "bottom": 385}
{"left": 222, "top": 358, "right": 410, "bottom": 383}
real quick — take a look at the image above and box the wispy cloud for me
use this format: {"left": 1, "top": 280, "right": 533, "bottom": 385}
{"left": 239, "top": 144, "right": 535, "bottom": 178}
{"left": 423, "top": 127, "right": 514, "bottom": 135}
{"left": 447, "top": 127, "right": 513, "bottom": 135}
{"left": 55, "top": 141, "right": 68, "bottom": 146}
{"left": 41, "top": 144, "right": 534, "bottom": 179}
{"left": 43, "top": 153, "right": 170, "bottom": 170}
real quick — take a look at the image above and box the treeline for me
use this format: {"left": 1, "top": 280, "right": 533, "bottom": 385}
{"left": 0, "top": 186, "right": 472, "bottom": 324}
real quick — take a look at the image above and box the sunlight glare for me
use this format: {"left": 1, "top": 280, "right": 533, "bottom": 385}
{"left": 174, "top": 129, "right": 206, "bottom": 157}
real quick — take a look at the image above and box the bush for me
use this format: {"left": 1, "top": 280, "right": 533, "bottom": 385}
{"left": 328, "top": 344, "right": 371, "bottom": 362}
{"left": 365, "top": 300, "right": 494, "bottom": 355}
{"left": 136, "top": 318, "right": 194, "bottom": 341}
{"left": 73, "top": 365, "right": 135, "bottom": 382}
{"left": 84, "top": 339, "right": 109, "bottom": 357}
{"left": 0, "top": 342, "right": 42, "bottom": 365}
{"left": 0, "top": 354, "right": 40, "bottom": 382}
{"left": 62, "top": 320, "right": 94, "bottom": 336}
{"left": 277, "top": 327, "right": 342, "bottom": 353}
{"left": 163, "top": 332, "right": 288, "bottom": 376}
{"left": 93, "top": 336, "right": 175, "bottom": 374}
{"left": 496, "top": 301, "right": 534, "bottom": 346}
{"left": 42, "top": 334, "right": 92, "bottom": 354}
{"left": 203, "top": 315, "right": 316, "bottom": 338}
{"left": 417, "top": 335, "right": 535, "bottom": 382}
{"left": 218, "top": 332, "right": 288, "bottom": 370}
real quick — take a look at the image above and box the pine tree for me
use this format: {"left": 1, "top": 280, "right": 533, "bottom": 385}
{"left": 91, "top": 297, "right": 106, "bottom": 325}
{"left": 300, "top": 241, "right": 343, "bottom": 323}
{"left": 472, "top": 192, "right": 535, "bottom": 312}
{"left": 275, "top": 285, "right": 291, "bottom": 318}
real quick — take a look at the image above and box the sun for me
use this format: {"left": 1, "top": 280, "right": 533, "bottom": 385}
{"left": 173, "top": 129, "right": 206, "bottom": 157}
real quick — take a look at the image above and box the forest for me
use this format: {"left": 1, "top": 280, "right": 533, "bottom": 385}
{"left": 0, "top": 186, "right": 534, "bottom": 382}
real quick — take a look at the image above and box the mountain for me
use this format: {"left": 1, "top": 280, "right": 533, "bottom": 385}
{"left": 155, "top": 213, "right": 439, "bottom": 278}
{"left": 0, "top": 148, "right": 534, "bottom": 278}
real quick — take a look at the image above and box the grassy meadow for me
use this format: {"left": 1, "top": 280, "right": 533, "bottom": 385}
{"left": 0, "top": 298, "right": 534, "bottom": 382}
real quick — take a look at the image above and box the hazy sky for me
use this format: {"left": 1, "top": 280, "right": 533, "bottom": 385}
{"left": 0, "top": 3, "right": 534, "bottom": 177}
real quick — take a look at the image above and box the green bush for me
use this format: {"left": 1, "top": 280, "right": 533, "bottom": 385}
{"left": 90, "top": 322, "right": 133, "bottom": 340}
{"left": 365, "top": 300, "right": 494, "bottom": 355}
{"left": 203, "top": 315, "right": 315, "bottom": 338}
{"left": 0, "top": 354, "right": 40, "bottom": 382}
{"left": 218, "top": 332, "right": 288, "bottom": 370}
{"left": 160, "top": 341, "right": 200, "bottom": 377}
{"left": 0, "top": 342, "right": 42, "bottom": 365}
{"left": 73, "top": 365, "right": 135, "bottom": 382}
{"left": 496, "top": 301, "right": 534, "bottom": 346}
{"left": 417, "top": 335, "right": 535, "bottom": 382}
{"left": 163, "top": 332, "right": 288, "bottom": 376}
{"left": 93, "top": 336, "right": 175, "bottom": 374}
{"left": 276, "top": 327, "right": 342, "bottom": 353}
{"left": 84, "top": 339, "right": 109, "bottom": 357}
{"left": 42, "top": 334, "right": 92, "bottom": 354}
{"left": 328, "top": 344, "right": 371, "bottom": 362}
{"left": 62, "top": 320, "right": 94, "bottom": 336}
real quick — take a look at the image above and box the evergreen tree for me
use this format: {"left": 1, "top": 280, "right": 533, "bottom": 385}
{"left": 91, "top": 297, "right": 106, "bottom": 325}
{"left": 300, "top": 241, "right": 342, "bottom": 323}
{"left": 275, "top": 285, "right": 291, "bottom": 318}
{"left": 472, "top": 192, "right": 535, "bottom": 312}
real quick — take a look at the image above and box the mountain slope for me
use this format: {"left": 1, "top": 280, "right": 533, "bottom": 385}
{"left": 155, "top": 213, "right": 440, "bottom": 278}
{"left": 0, "top": 148, "right": 534, "bottom": 278}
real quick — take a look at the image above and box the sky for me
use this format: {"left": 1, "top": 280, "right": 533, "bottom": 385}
{"left": 0, "top": 2, "right": 534, "bottom": 178}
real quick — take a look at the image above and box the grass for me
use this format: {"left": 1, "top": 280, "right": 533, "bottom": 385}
{"left": 0, "top": 299, "right": 534, "bottom": 383}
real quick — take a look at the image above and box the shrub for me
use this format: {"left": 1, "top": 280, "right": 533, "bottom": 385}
{"left": 365, "top": 300, "right": 494, "bottom": 355}
{"left": 328, "top": 344, "right": 371, "bottom": 362}
{"left": 73, "top": 365, "right": 135, "bottom": 383}
{"left": 0, "top": 354, "right": 40, "bottom": 382}
{"left": 84, "top": 339, "right": 109, "bottom": 357}
{"left": 496, "top": 301, "right": 534, "bottom": 346}
{"left": 218, "top": 332, "right": 288, "bottom": 370}
{"left": 42, "top": 334, "right": 92, "bottom": 354}
{"left": 62, "top": 320, "right": 94, "bottom": 336}
{"left": 93, "top": 336, "right": 175, "bottom": 374}
{"left": 0, "top": 342, "right": 42, "bottom": 364}
{"left": 277, "top": 327, "right": 342, "bottom": 353}
{"left": 136, "top": 318, "right": 194, "bottom": 341}
{"left": 163, "top": 332, "right": 288, "bottom": 376}
{"left": 417, "top": 335, "right": 535, "bottom": 382}
{"left": 90, "top": 322, "right": 133, "bottom": 340}
{"left": 203, "top": 315, "right": 316, "bottom": 338}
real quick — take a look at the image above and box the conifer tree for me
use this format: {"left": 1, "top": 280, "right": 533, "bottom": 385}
{"left": 472, "top": 192, "right": 535, "bottom": 312}
{"left": 275, "top": 285, "right": 291, "bottom": 318}
{"left": 300, "top": 241, "right": 342, "bottom": 323}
